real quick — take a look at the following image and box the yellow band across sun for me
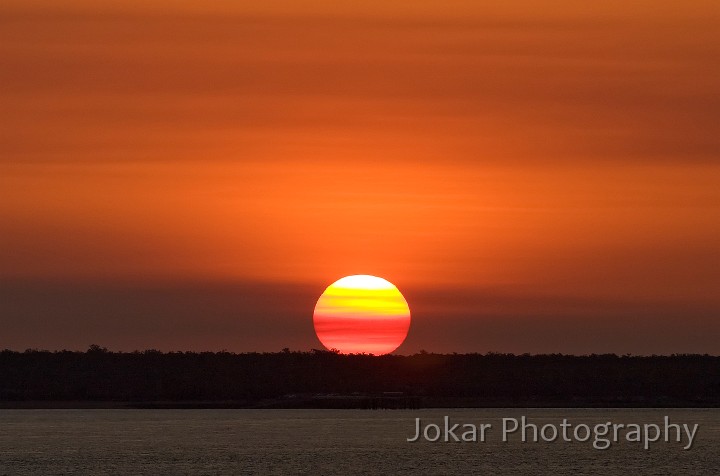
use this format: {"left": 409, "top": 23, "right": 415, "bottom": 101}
{"left": 313, "top": 275, "right": 411, "bottom": 355}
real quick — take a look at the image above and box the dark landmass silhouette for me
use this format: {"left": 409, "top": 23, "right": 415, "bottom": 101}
{"left": 1, "top": 347, "right": 718, "bottom": 408}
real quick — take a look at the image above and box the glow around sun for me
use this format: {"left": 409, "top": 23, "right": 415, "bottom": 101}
{"left": 313, "top": 275, "right": 411, "bottom": 355}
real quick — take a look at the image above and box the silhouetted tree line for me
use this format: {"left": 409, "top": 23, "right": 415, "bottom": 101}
{"left": 0, "top": 347, "right": 718, "bottom": 407}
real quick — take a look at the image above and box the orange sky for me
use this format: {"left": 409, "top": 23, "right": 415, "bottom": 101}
{"left": 1, "top": 1, "right": 719, "bottom": 353}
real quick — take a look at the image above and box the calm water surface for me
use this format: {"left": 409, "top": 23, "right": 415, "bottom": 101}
{"left": 0, "top": 409, "right": 717, "bottom": 475}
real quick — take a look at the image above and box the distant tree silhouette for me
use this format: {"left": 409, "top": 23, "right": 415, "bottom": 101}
{"left": 0, "top": 349, "right": 717, "bottom": 407}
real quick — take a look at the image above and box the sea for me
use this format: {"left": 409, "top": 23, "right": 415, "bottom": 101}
{"left": 0, "top": 408, "right": 717, "bottom": 475}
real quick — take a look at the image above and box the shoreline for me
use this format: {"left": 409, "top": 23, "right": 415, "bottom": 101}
{"left": 1, "top": 399, "right": 718, "bottom": 410}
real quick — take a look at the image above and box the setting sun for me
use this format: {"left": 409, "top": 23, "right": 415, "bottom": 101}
{"left": 313, "top": 275, "right": 411, "bottom": 355}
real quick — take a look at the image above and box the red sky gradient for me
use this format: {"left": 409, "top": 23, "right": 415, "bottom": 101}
{"left": 1, "top": 1, "right": 719, "bottom": 354}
